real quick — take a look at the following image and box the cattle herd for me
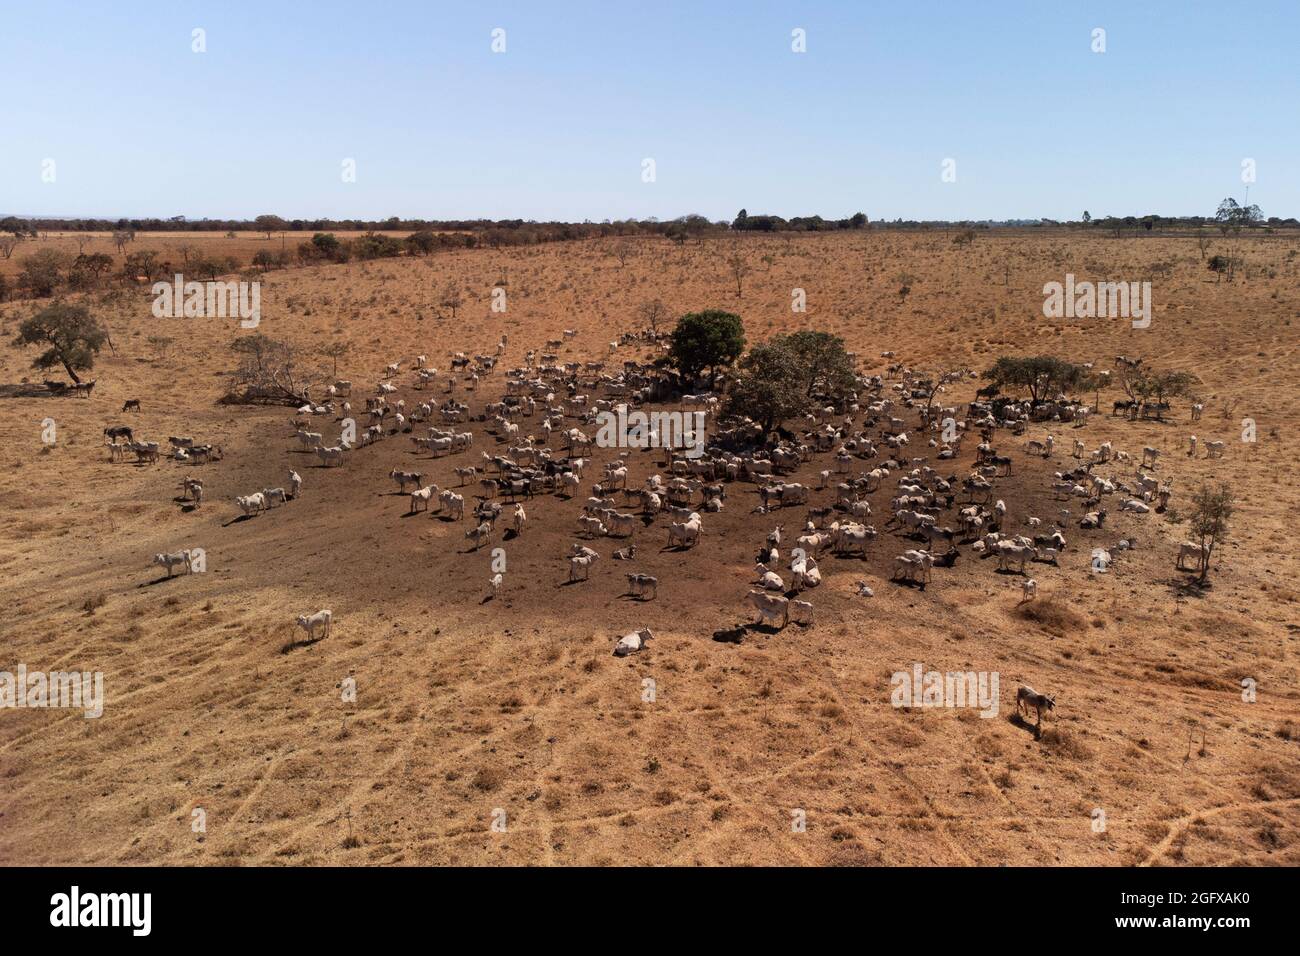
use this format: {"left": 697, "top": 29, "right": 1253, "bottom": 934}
{"left": 97, "top": 328, "right": 1222, "bottom": 738}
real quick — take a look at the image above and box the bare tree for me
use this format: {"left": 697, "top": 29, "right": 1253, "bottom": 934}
{"left": 611, "top": 240, "right": 634, "bottom": 269}
{"left": 439, "top": 281, "right": 464, "bottom": 318}
{"left": 1188, "top": 483, "right": 1233, "bottom": 585}
{"left": 320, "top": 341, "right": 350, "bottom": 376}
{"left": 637, "top": 298, "right": 667, "bottom": 336}
{"left": 224, "top": 335, "right": 323, "bottom": 405}
{"left": 726, "top": 246, "right": 751, "bottom": 298}
{"left": 1195, "top": 229, "right": 1212, "bottom": 261}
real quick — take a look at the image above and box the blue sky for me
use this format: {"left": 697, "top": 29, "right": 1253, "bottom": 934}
{"left": 2, "top": 0, "right": 1296, "bottom": 221}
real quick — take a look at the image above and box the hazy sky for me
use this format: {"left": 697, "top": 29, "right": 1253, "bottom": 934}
{"left": 2, "top": 0, "right": 1296, "bottom": 222}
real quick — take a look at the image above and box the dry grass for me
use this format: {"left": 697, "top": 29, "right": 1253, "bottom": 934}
{"left": 1, "top": 230, "right": 1298, "bottom": 866}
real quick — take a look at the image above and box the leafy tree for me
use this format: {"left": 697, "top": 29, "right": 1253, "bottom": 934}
{"left": 1215, "top": 197, "right": 1262, "bottom": 237}
{"left": 726, "top": 332, "right": 856, "bottom": 432}
{"left": 254, "top": 214, "right": 286, "bottom": 239}
{"left": 76, "top": 252, "right": 114, "bottom": 282}
{"left": 1121, "top": 367, "right": 1198, "bottom": 420}
{"left": 122, "top": 249, "right": 163, "bottom": 282}
{"left": 982, "top": 355, "right": 1088, "bottom": 404}
{"left": 439, "top": 281, "right": 464, "bottom": 318}
{"left": 669, "top": 309, "right": 745, "bottom": 384}
{"left": 405, "top": 231, "right": 439, "bottom": 255}
{"left": 726, "top": 341, "right": 807, "bottom": 432}
{"left": 18, "top": 248, "right": 73, "bottom": 297}
{"left": 12, "top": 303, "right": 108, "bottom": 383}
{"left": 1188, "top": 483, "right": 1233, "bottom": 584}
{"left": 781, "top": 330, "right": 857, "bottom": 401}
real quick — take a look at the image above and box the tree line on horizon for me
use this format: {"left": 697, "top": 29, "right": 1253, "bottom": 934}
{"left": 5, "top": 204, "right": 1294, "bottom": 240}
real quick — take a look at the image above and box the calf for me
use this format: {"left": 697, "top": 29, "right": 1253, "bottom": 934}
{"left": 1016, "top": 685, "right": 1055, "bottom": 728}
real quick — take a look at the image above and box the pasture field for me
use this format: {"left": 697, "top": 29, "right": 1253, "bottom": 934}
{"left": 1, "top": 230, "right": 1297, "bottom": 866}
{"left": 0, "top": 230, "right": 420, "bottom": 279}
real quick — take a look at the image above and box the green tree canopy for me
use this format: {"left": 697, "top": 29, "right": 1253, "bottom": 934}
{"left": 13, "top": 303, "right": 108, "bottom": 383}
{"left": 726, "top": 331, "right": 857, "bottom": 432}
{"left": 668, "top": 309, "right": 745, "bottom": 384}
{"left": 254, "top": 214, "right": 286, "bottom": 238}
{"left": 982, "top": 355, "right": 1089, "bottom": 404}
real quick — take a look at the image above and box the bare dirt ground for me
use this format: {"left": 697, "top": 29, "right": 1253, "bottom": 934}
{"left": 1, "top": 231, "right": 1297, "bottom": 866}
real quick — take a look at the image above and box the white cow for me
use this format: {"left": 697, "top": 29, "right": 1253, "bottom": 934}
{"left": 295, "top": 609, "right": 332, "bottom": 642}
{"left": 614, "top": 628, "right": 654, "bottom": 656}
{"left": 439, "top": 490, "right": 465, "bottom": 520}
{"left": 152, "top": 550, "right": 194, "bottom": 577}
{"left": 744, "top": 589, "right": 789, "bottom": 628}
{"left": 754, "top": 563, "right": 784, "bottom": 591}
{"left": 790, "top": 599, "right": 814, "bottom": 626}
{"left": 465, "top": 522, "right": 493, "bottom": 550}
{"left": 1177, "top": 540, "right": 1209, "bottom": 571}
{"left": 315, "top": 445, "right": 345, "bottom": 467}
{"left": 235, "top": 493, "right": 267, "bottom": 516}
{"left": 569, "top": 551, "right": 599, "bottom": 581}
{"left": 668, "top": 513, "right": 702, "bottom": 548}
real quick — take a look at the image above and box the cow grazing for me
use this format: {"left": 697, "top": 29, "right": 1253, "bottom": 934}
{"left": 744, "top": 589, "right": 789, "bottom": 628}
{"left": 1016, "top": 685, "right": 1055, "bottom": 728}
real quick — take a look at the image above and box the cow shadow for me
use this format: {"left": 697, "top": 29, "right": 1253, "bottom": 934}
{"left": 138, "top": 574, "right": 182, "bottom": 588}
{"left": 222, "top": 515, "right": 257, "bottom": 527}
{"left": 279, "top": 636, "right": 323, "bottom": 654}
{"left": 1007, "top": 711, "right": 1044, "bottom": 740}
